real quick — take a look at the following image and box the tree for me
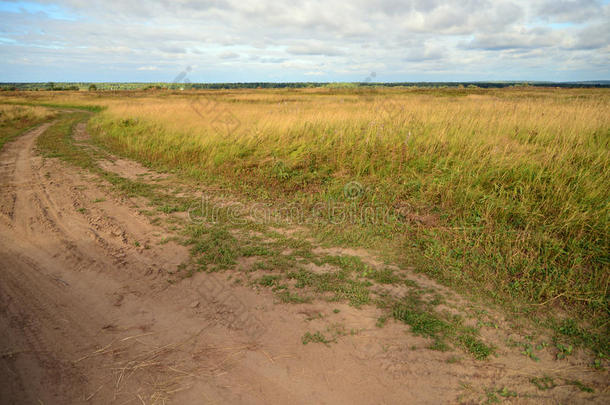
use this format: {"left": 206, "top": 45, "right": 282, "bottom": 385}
{"left": 88, "top": 84, "right": 97, "bottom": 91}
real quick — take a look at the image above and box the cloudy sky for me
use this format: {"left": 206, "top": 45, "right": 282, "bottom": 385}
{"left": 1, "top": 0, "right": 609, "bottom": 82}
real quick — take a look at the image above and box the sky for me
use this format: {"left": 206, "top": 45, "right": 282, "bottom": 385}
{"left": 0, "top": 0, "right": 609, "bottom": 82}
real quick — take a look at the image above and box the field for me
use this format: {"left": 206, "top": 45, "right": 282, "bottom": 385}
{"left": 8, "top": 87, "right": 608, "bottom": 314}
{"left": 0, "top": 87, "right": 608, "bottom": 403}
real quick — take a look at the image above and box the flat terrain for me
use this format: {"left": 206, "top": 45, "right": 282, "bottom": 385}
{"left": 0, "top": 91, "right": 608, "bottom": 404}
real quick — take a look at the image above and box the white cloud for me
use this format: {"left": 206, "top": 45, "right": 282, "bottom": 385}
{"left": 0, "top": 0, "right": 608, "bottom": 81}
{"left": 304, "top": 71, "right": 325, "bottom": 76}
{"left": 218, "top": 51, "right": 239, "bottom": 59}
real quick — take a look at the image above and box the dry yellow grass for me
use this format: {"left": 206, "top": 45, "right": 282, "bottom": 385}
{"left": 0, "top": 104, "right": 55, "bottom": 121}
{"left": 0, "top": 103, "right": 56, "bottom": 149}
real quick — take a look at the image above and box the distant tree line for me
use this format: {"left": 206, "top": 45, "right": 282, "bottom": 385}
{"left": 1, "top": 81, "right": 608, "bottom": 91}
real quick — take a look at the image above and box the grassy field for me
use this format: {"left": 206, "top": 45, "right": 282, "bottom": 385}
{"left": 0, "top": 104, "right": 56, "bottom": 150}
{"left": 2, "top": 87, "right": 608, "bottom": 341}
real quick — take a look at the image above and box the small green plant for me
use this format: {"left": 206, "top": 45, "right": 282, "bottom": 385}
{"left": 592, "top": 353, "right": 605, "bottom": 370}
{"left": 484, "top": 390, "right": 500, "bottom": 404}
{"left": 497, "top": 387, "right": 517, "bottom": 398}
{"left": 521, "top": 343, "right": 540, "bottom": 361}
{"left": 302, "top": 331, "right": 333, "bottom": 346}
{"left": 459, "top": 334, "right": 493, "bottom": 360}
{"left": 556, "top": 343, "right": 573, "bottom": 360}
{"left": 258, "top": 275, "right": 282, "bottom": 287}
{"left": 530, "top": 376, "right": 555, "bottom": 391}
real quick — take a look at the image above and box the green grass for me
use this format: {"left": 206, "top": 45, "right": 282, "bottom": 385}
{"left": 566, "top": 380, "right": 594, "bottom": 393}
{"left": 393, "top": 293, "right": 494, "bottom": 360}
{"left": 302, "top": 331, "right": 334, "bottom": 346}
{"left": 287, "top": 267, "right": 371, "bottom": 307}
{"left": 187, "top": 225, "right": 240, "bottom": 271}
{"left": 36, "top": 112, "right": 97, "bottom": 166}
{"left": 546, "top": 317, "right": 609, "bottom": 358}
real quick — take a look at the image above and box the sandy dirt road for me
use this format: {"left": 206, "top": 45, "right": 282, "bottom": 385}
{"left": 0, "top": 122, "right": 607, "bottom": 404}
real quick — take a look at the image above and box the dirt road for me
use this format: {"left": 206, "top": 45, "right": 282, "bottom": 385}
{"left": 0, "top": 122, "right": 607, "bottom": 404}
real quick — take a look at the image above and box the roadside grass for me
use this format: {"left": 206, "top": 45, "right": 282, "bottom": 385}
{"left": 1, "top": 99, "right": 104, "bottom": 112}
{"left": 0, "top": 104, "right": 56, "bottom": 150}
{"left": 36, "top": 111, "right": 193, "bottom": 214}
{"left": 19, "top": 88, "right": 610, "bottom": 361}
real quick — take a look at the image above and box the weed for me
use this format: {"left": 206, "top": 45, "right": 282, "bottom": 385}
{"left": 521, "top": 343, "right": 541, "bottom": 362}
{"left": 187, "top": 225, "right": 240, "bottom": 271}
{"left": 376, "top": 316, "right": 387, "bottom": 328}
{"left": 287, "top": 267, "right": 371, "bottom": 307}
{"left": 555, "top": 343, "right": 574, "bottom": 360}
{"left": 530, "top": 376, "right": 556, "bottom": 391}
{"left": 485, "top": 390, "right": 500, "bottom": 404}
{"left": 497, "top": 387, "right": 518, "bottom": 398}
{"left": 393, "top": 304, "right": 450, "bottom": 338}
{"left": 566, "top": 379, "right": 594, "bottom": 393}
{"left": 393, "top": 295, "right": 493, "bottom": 359}
{"left": 257, "top": 275, "right": 282, "bottom": 287}
{"left": 302, "top": 331, "right": 333, "bottom": 346}
{"left": 365, "top": 267, "right": 402, "bottom": 284}
{"left": 459, "top": 334, "right": 493, "bottom": 360}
